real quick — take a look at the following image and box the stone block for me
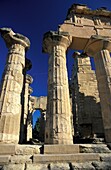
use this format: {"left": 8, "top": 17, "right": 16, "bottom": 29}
{"left": 80, "top": 144, "right": 111, "bottom": 153}
{"left": 92, "top": 161, "right": 111, "bottom": 170}
{"left": 26, "top": 164, "right": 48, "bottom": 170}
{"left": 33, "top": 153, "right": 100, "bottom": 163}
{"left": 10, "top": 155, "right": 32, "bottom": 164}
{"left": 0, "top": 155, "right": 10, "bottom": 165}
{"left": 50, "top": 163, "right": 69, "bottom": 170}
{"left": 71, "top": 162, "right": 95, "bottom": 170}
{"left": 0, "top": 144, "right": 16, "bottom": 155}
{"left": 44, "top": 144, "right": 79, "bottom": 154}
{"left": 3, "top": 164, "right": 25, "bottom": 170}
{"left": 15, "top": 145, "right": 41, "bottom": 155}
{"left": 99, "top": 153, "right": 111, "bottom": 162}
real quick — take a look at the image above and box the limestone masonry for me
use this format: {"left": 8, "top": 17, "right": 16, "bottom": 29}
{"left": 0, "top": 3, "right": 111, "bottom": 170}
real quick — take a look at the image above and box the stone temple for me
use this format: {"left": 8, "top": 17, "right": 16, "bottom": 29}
{"left": 0, "top": 3, "right": 111, "bottom": 170}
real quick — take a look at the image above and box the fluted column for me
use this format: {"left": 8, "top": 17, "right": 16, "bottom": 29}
{"left": 0, "top": 28, "right": 30, "bottom": 143}
{"left": 43, "top": 31, "right": 73, "bottom": 144}
{"left": 24, "top": 75, "right": 33, "bottom": 125}
{"left": 26, "top": 87, "right": 33, "bottom": 142}
{"left": 25, "top": 78, "right": 33, "bottom": 142}
{"left": 85, "top": 35, "right": 111, "bottom": 143}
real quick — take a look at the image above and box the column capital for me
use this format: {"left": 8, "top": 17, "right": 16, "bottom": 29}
{"left": 28, "top": 86, "right": 33, "bottom": 95}
{"left": 42, "top": 31, "right": 72, "bottom": 54}
{"left": 0, "top": 28, "right": 30, "bottom": 50}
{"left": 26, "top": 74, "right": 33, "bottom": 84}
{"left": 84, "top": 35, "right": 111, "bottom": 56}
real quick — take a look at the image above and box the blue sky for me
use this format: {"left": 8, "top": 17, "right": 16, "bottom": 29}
{"left": 0, "top": 0, "right": 111, "bottom": 125}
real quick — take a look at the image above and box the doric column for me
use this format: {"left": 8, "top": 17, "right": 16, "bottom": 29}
{"left": 0, "top": 28, "right": 30, "bottom": 143}
{"left": 24, "top": 75, "right": 33, "bottom": 125}
{"left": 26, "top": 81, "right": 33, "bottom": 142}
{"left": 39, "top": 110, "right": 46, "bottom": 142}
{"left": 19, "top": 58, "right": 32, "bottom": 143}
{"left": 84, "top": 35, "right": 111, "bottom": 143}
{"left": 43, "top": 31, "right": 73, "bottom": 144}
{"left": 26, "top": 87, "right": 33, "bottom": 142}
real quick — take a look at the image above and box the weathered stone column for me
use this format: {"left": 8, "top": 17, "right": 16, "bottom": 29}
{"left": 0, "top": 28, "right": 30, "bottom": 143}
{"left": 19, "top": 58, "right": 32, "bottom": 143}
{"left": 85, "top": 35, "right": 111, "bottom": 143}
{"left": 26, "top": 84, "right": 33, "bottom": 142}
{"left": 24, "top": 75, "right": 33, "bottom": 126}
{"left": 39, "top": 110, "right": 46, "bottom": 142}
{"left": 43, "top": 31, "right": 73, "bottom": 144}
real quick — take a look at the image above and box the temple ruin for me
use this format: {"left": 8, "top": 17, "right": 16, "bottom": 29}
{"left": 0, "top": 3, "right": 111, "bottom": 170}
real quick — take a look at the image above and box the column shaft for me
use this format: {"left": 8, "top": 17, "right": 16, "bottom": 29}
{"left": 45, "top": 42, "right": 73, "bottom": 144}
{"left": 94, "top": 49, "right": 111, "bottom": 142}
{"left": 0, "top": 44, "right": 25, "bottom": 143}
{"left": 0, "top": 28, "right": 30, "bottom": 143}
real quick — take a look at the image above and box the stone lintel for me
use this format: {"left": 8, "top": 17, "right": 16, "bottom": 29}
{"left": 42, "top": 31, "right": 72, "bottom": 53}
{"left": 84, "top": 35, "right": 111, "bottom": 56}
{"left": 26, "top": 74, "right": 33, "bottom": 84}
{"left": 44, "top": 144, "right": 80, "bottom": 154}
{"left": 66, "top": 3, "right": 111, "bottom": 19}
{"left": 0, "top": 27, "right": 30, "bottom": 50}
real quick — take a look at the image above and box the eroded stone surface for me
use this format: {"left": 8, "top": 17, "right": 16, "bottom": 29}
{"left": 0, "top": 28, "right": 30, "bottom": 144}
{"left": 15, "top": 145, "right": 41, "bottom": 155}
{"left": 3, "top": 164, "right": 25, "bottom": 170}
{"left": 71, "top": 162, "right": 95, "bottom": 170}
{"left": 92, "top": 161, "right": 111, "bottom": 170}
{"left": 43, "top": 32, "right": 73, "bottom": 144}
{"left": 80, "top": 144, "right": 111, "bottom": 153}
{"left": 10, "top": 155, "right": 32, "bottom": 164}
{"left": 26, "top": 164, "right": 48, "bottom": 170}
{"left": 50, "top": 163, "right": 69, "bottom": 170}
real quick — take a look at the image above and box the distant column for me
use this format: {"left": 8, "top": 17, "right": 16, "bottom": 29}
{"left": 19, "top": 58, "right": 32, "bottom": 143}
{"left": 0, "top": 28, "right": 30, "bottom": 143}
{"left": 85, "top": 36, "right": 111, "bottom": 143}
{"left": 24, "top": 75, "right": 33, "bottom": 127}
{"left": 39, "top": 110, "right": 46, "bottom": 142}
{"left": 25, "top": 78, "right": 33, "bottom": 142}
{"left": 43, "top": 31, "right": 73, "bottom": 144}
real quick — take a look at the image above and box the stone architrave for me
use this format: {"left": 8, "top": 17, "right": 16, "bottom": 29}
{"left": 43, "top": 31, "right": 73, "bottom": 144}
{"left": 84, "top": 35, "right": 111, "bottom": 143}
{"left": 0, "top": 28, "right": 30, "bottom": 143}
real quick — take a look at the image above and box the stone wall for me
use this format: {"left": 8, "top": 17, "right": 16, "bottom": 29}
{"left": 71, "top": 52, "right": 104, "bottom": 139}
